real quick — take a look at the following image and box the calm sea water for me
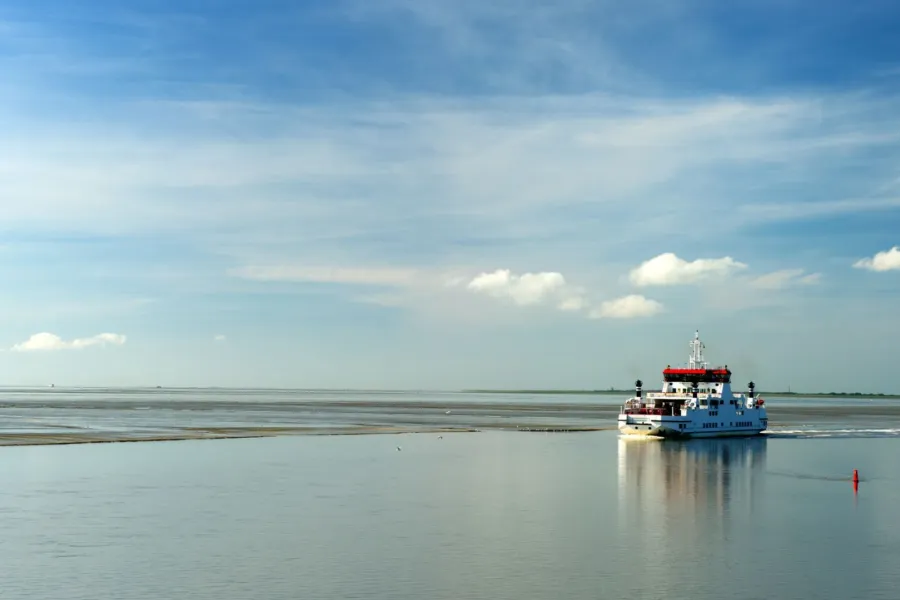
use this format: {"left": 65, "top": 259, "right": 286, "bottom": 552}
{"left": 1, "top": 388, "right": 899, "bottom": 599}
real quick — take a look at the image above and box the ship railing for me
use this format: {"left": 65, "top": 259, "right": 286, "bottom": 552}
{"left": 621, "top": 408, "right": 676, "bottom": 416}
{"left": 649, "top": 392, "right": 717, "bottom": 397}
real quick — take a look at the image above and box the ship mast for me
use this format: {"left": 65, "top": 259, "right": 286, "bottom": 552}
{"left": 688, "top": 330, "right": 708, "bottom": 369}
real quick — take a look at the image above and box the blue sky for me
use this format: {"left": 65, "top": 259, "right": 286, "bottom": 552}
{"left": 2, "top": 0, "right": 900, "bottom": 391}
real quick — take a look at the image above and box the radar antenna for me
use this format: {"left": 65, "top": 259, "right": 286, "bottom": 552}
{"left": 688, "top": 330, "right": 708, "bottom": 369}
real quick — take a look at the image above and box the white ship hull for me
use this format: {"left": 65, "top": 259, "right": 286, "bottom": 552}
{"left": 618, "top": 394, "right": 768, "bottom": 439}
{"left": 617, "top": 330, "right": 769, "bottom": 439}
{"left": 618, "top": 418, "right": 765, "bottom": 438}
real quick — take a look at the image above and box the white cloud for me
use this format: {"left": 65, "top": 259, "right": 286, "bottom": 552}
{"left": 750, "top": 268, "right": 822, "bottom": 289}
{"left": 232, "top": 262, "right": 666, "bottom": 322}
{"left": 465, "top": 269, "right": 587, "bottom": 310}
{"left": 557, "top": 296, "right": 587, "bottom": 312}
{"left": 11, "top": 332, "right": 127, "bottom": 352}
{"left": 589, "top": 295, "right": 663, "bottom": 319}
{"left": 629, "top": 253, "right": 748, "bottom": 286}
{"left": 853, "top": 246, "right": 900, "bottom": 272}
{"left": 467, "top": 269, "right": 562, "bottom": 305}
{"left": 463, "top": 268, "right": 662, "bottom": 320}
{"left": 214, "top": 334, "right": 226, "bottom": 342}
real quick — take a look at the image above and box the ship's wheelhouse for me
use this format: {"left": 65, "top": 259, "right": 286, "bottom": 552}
{"left": 662, "top": 367, "right": 731, "bottom": 384}
{"left": 659, "top": 367, "right": 731, "bottom": 397}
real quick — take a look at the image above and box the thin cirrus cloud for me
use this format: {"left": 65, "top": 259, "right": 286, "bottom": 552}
{"left": 229, "top": 266, "right": 419, "bottom": 286}
{"left": 11, "top": 332, "right": 127, "bottom": 352}
{"left": 750, "top": 268, "right": 822, "bottom": 289}
{"left": 853, "top": 246, "right": 900, "bottom": 272}
{"left": 2, "top": 4, "right": 900, "bottom": 272}
{"left": 629, "top": 253, "right": 748, "bottom": 286}
{"left": 6, "top": 89, "right": 900, "bottom": 255}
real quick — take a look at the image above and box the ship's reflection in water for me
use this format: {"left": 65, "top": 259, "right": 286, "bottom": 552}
{"left": 617, "top": 436, "right": 768, "bottom": 533}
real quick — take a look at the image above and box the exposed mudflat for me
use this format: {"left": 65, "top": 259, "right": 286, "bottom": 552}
{"left": 0, "top": 426, "right": 479, "bottom": 446}
{"left": 1, "top": 392, "right": 897, "bottom": 446}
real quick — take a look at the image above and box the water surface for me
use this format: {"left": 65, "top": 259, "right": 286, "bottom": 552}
{"left": 1, "top": 389, "right": 898, "bottom": 599}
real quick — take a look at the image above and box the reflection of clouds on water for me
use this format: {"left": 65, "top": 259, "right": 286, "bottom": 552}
{"left": 617, "top": 436, "right": 768, "bottom": 528}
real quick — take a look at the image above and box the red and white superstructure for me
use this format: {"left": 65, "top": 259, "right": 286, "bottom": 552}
{"left": 618, "top": 331, "right": 768, "bottom": 438}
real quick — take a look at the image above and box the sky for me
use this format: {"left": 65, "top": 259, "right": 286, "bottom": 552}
{"left": 1, "top": 0, "right": 900, "bottom": 391}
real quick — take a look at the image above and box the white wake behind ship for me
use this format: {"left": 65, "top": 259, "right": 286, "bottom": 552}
{"left": 618, "top": 331, "right": 768, "bottom": 438}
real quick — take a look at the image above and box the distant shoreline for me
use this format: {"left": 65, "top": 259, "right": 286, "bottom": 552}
{"left": 461, "top": 389, "right": 900, "bottom": 399}
{"left": 1, "top": 385, "right": 898, "bottom": 399}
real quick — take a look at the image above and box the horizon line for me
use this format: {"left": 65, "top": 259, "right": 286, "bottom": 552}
{"left": 0, "top": 385, "right": 897, "bottom": 398}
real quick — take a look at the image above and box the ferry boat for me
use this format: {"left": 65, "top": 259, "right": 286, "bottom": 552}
{"left": 618, "top": 331, "right": 767, "bottom": 438}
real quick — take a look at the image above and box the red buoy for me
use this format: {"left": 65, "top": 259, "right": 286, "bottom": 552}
{"left": 853, "top": 469, "right": 859, "bottom": 483}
